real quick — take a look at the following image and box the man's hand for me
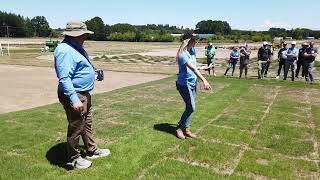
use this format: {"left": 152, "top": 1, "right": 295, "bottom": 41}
{"left": 203, "top": 80, "right": 212, "bottom": 90}
{"left": 72, "top": 102, "right": 84, "bottom": 112}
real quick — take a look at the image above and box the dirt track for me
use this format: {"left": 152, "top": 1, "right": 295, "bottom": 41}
{"left": 0, "top": 64, "right": 168, "bottom": 114}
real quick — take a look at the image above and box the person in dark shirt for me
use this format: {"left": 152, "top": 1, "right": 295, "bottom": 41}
{"left": 276, "top": 43, "right": 288, "bottom": 79}
{"left": 303, "top": 41, "right": 318, "bottom": 84}
{"left": 239, "top": 45, "right": 251, "bottom": 78}
{"left": 264, "top": 44, "right": 274, "bottom": 77}
{"left": 296, "top": 42, "right": 309, "bottom": 78}
{"left": 257, "top": 42, "right": 272, "bottom": 79}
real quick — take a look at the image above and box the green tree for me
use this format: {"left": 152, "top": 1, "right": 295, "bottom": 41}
{"left": 110, "top": 23, "right": 136, "bottom": 33}
{"left": 85, "top": 16, "right": 106, "bottom": 41}
{"left": 31, "top": 16, "right": 51, "bottom": 37}
{"left": 0, "top": 11, "right": 26, "bottom": 37}
{"left": 268, "top": 28, "right": 286, "bottom": 37}
{"left": 24, "top": 17, "right": 35, "bottom": 37}
{"left": 195, "top": 20, "right": 231, "bottom": 35}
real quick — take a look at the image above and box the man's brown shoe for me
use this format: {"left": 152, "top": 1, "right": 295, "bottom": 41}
{"left": 184, "top": 128, "right": 196, "bottom": 138}
{"left": 176, "top": 128, "right": 186, "bottom": 139}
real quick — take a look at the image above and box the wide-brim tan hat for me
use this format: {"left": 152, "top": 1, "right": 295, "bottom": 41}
{"left": 62, "top": 20, "right": 94, "bottom": 37}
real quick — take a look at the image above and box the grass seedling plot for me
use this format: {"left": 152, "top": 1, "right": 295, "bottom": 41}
{"left": 93, "top": 54, "right": 177, "bottom": 65}
{"left": 0, "top": 77, "right": 320, "bottom": 179}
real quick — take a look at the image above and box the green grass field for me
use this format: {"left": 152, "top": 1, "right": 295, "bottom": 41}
{"left": 0, "top": 77, "right": 320, "bottom": 179}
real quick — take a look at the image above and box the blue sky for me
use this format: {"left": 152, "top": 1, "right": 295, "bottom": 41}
{"left": 1, "top": 0, "right": 320, "bottom": 30}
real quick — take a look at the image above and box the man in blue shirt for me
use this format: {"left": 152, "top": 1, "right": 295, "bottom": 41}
{"left": 284, "top": 41, "right": 299, "bottom": 81}
{"left": 55, "top": 20, "right": 110, "bottom": 169}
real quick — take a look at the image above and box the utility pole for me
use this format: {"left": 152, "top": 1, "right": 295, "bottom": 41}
{"left": 1, "top": 23, "right": 10, "bottom": 37}
{"left": 0, "top": 43, "right": 3, "bottom": 56}
{"left": 6, "top": 25, "right": 9, "bottom": 37}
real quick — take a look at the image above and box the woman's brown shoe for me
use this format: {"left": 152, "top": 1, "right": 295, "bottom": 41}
{"left": 184, "top": 128, "right": 196, "bottom": 138}
{"left": 176, "top": 128, "right": 186, "bottom": 139}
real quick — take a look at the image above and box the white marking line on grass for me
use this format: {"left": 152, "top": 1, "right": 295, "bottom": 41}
{"left": 304, "top": 91, "right": 320, "bottom": 162}
{"left": 252, "top": 146, "right": 320, "bottom": 163}
{"left": 195, "top": 110, "right": 227, "bottom": 134}
{"left": 170, "top": 86, "right": 281, "bottom": 176}
{"left": 228, "top": 86, "right": 280, "bottom": 175}
{"left": 136, "top": 140, "right": 187, "bottom": 179}
{"left": 170, "top": 157, "right": 226, "bottom": 174}
{"left": 199, "top": 137, "right": 249, "bottom": 150}
{"left": 207, "top": 124, "right": 251, "bottom": 133}
{"left": 234, "top": 172, "right": 269, "bottom": 180}
{"left": 251, "top": 86, "right": 281, "bottom": 135}
{"left": 136, "top": 84, "right": 234, "bottom": 178}
{"left": 228, "top": 148, "right": 247, "bottom": 174}
{"left": 199, "top": 135, "right": 320, "bottom": 164}
{"left": 136, "top": 157, "right": 168, "bottom": 180}
{"left": 136, "top": 91, "right": 232, "bottom": 179}
{"left": 196, "top": 137, "right": 248, "bottom": 175}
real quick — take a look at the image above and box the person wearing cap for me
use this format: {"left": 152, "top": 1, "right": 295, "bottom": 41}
{"left": 296, "top": 42, "right": 309, "bottom": 78}
{"left": 303, "top": 41, "right": 318, "bottom": 84}
{"left": 239, "top": 45, "right": 251, "bottom": 78}
{"left": 257, "top": 42, "right": 272, "bottom": 79}
{"left": 175, "top": 32, "right": 212, "bottom": 140}
{"left": 265, "top": 44, "right": 274, "bottom": 76}
{"left": 205, "top": 42, "right": 216, "bottom": 76}
{"left": 276, "top": 42, "right": 288, "bottom": 79}
{"left": 54, "top": 20, "right": 110, "bottom": 169}
{"left": 283, "top": 41, "right": 299, "bottom": 81}
{"left": 224, "top": 47, "right": 240, "bottom": 76}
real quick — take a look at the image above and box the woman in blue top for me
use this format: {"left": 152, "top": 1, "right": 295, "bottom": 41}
{"left": 224, "top": 47, "right": 240, "bottom": 76}
{"left": 176, "top": 33, "right": 212, "bottom": 139}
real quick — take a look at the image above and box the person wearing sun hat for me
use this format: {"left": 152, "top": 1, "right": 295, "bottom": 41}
{"left": 283, "top": 41, "right": 299, "bottom": 81}
{"left": 54, "top": 20, "right": 110, "bottom": 169}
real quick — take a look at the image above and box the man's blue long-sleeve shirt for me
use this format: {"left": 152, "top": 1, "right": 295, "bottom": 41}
{"left": 54, "top": 39, "right": 95, "bottom": 105}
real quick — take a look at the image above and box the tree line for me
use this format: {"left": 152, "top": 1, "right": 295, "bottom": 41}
{"left": 1, "top": 11, "right": 319, "bottom": 42}
{"left": 84, "top": 16, "right": 186, "bottom": 42}
{"left": 0, "top": 11, "right": 56, "bottom": 37}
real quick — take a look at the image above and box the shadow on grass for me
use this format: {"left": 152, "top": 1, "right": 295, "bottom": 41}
{"left": 46, "top": 142, "right": 72, "bottom": 170}
{"left": 46, "top": 143, "right": 88, "bottom": 170}
{"left": 154, "top": 123, "right": 177, "bottom": 137}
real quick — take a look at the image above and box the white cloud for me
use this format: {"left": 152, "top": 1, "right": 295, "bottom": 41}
{"left": 260, "top": 19, "right": 293, "bottom": 30}
{"left": 235, "top": 19, "right": 295, "bottom": 31}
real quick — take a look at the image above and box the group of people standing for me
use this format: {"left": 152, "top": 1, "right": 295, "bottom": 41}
{"left": 277, "top": 41, "right": 318, "bottom": 83}
{"left": 223, "top": 45, "right": 251, "bottom": 78}
{"left": 204, "top": 43, "right": 257, "bottom": 79}
{"left": 204, "top": 41, "right": 318, "bottom": 83}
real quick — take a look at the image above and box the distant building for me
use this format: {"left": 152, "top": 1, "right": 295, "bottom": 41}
{"left": 306, "top": 37, "right": 315, "bottom": 40}
{"left": 170, "top": 34, "right": 183, "bottom": 37}
{"left": 170, "top": 33, "right": 215, "bottom": 39}
{"left": 285, "top": 37, "right": 293, "bottom": 41}
{"left": 195, "top": 34, "right": 215, "bottom": 39}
